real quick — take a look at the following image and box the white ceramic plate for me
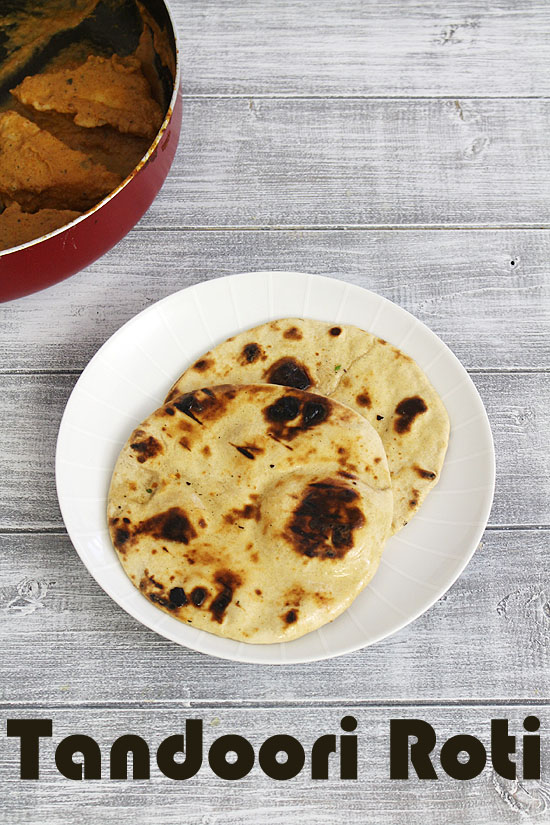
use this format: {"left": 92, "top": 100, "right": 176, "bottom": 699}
{"left": 56, "top": 271, "right": 495, "bottom": 664}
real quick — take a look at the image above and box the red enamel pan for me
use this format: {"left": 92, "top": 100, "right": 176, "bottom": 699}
{"left": 0, "top": 0, "right": 181, "bottom": 302}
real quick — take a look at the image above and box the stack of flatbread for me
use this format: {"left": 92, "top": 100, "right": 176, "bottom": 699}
{"left": 108, "top": 318, "right": 449, "bottom": 644}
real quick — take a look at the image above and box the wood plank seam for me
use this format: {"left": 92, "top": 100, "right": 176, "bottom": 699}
{"left": 124, "top": 225, "right": 550, "bottom": 231}
{"left": 178, "top": 95, "right": 550, "bottom": 101}
{"left": 3, "top": 699, "right": 550, "bottom": 709}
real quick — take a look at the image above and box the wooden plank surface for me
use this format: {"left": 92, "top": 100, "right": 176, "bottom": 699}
{"left": 129, "top": 99, "right": 550, "bottom": 228}
{"left": 2, "top": 705, "right": 549, "bottom": 825}
{"left": 1, "top": 0, "right": 549, "bottom": 821}
{"left": 176, "top": 0, "right": 550, "bottom": 97}
{"left": 0, "top": 530, "right": 548, "bottom": 704}
{"left": 0, "top": 372, "right": 547, "bottom": 530}
{"left": 2, "top": 230, "right": 549, "bottom": 372}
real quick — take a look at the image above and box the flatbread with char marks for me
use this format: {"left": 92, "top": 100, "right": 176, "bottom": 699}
{"left": 165, "top": 319, "right": 450, "bottom": 534}
{"left": 108, "top": 384, "right": 393, "bottom": 644}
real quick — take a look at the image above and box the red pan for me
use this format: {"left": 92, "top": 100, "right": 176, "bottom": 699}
{"left": 0, "top": 0, "right": 181, "bottom": 302}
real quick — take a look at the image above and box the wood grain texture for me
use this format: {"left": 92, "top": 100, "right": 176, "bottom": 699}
{"left": 125, "top": 98, "right": 550, "bottom": 227}
{"left": 0, "top": 530, "right": 549, "bottom": 704}
{"left": 0, "top": 374, "right": 77, "bottom": 530}
{"left": 177, "top": 0, "right": 550, "bottom": 97}
{"left": 175, "top": 0, "right": 550, "bottom": 97}
{"left": 1, "top": 0, "right": 549, "bottom": 820}
{"left": 2, "top": 705, "right": 550, "bottom": 825}
{"left": 1, "top": 230, "right": 549, "bottom": 371}
{"left": 0, "top": 372, "right": 547, "bottom": 530}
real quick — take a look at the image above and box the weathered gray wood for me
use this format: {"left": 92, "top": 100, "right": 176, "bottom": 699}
{"left": 128, "top": 99, "right": 550, "bottom": 227}
{"left": 0, "top": 374, "right": 77, "bottom": 530}
{"left": 175, "top": 0, "right": 550, "bottom": 97}
{"left": 2, "top": 230, "right": 549, "bottom": 372}
{"left": 2, "top": 705, "right": 549, "bottom": 825}
{"left": 1, "top": 1, "right": 549, "bottom": 820}
{"left": 0, "top": 372, "right": 546, "bottom": 530}
{"left": 0, "top": 530, "right": 548, "bottom": 704}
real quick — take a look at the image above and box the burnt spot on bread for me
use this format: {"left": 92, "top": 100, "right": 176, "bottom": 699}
{"left": 138, "top": 573, "right": 179, "bottom": 611}
{"left": 268, "top": 433, "right": 294, "bottom": 451}
{"left": 164, "top": 406, "right": 175, "bottom": 416}
{"left": 302, "top": 399, "right": 329, "bottom": 428}
{"left": 236, "top": 446, "right": 255, "bottom": 460}
{"left": 209, "top": 570, "right": 241, "bottom": 623}
{"left": 329, "top": 326, "right": 342, "bottom": 336}
{"left": 408, "top": 488, "right": 420, "bottom": 509}
{"left": 409, "top": 498, "right": 418, "bottom": 508}
{"left": 192, "top": 358, "right": 213, "bottom": 372}
{"left": 285, "top": 479, "right": 365, "bottom": 560}
{"left": 263, "top": 393, "right": 331, "bottom": 441}
{"left": 376, "top": 414, "right": 384, "bottom": 421}
{"left": 283, "top": 326, "right": 303, "bottom": 341}
{"left": 415, "top": 465, "right": 437, "bottom": 480}
{"left": 394, "top": 396, "right": 427, "bottom": 433}
{"left": 265, "top": 394, "right": 301, "bottom": 422}
{"left": 134, "top": 507, "right": 197, "bottom": 545}
{"left": 338, "top": 470, "right": 357, "bottom": 480}
{"left": 190, "top": 587, "right": 207, "bottom": 606}
{"left": 335, "top": 446, "right": 357, "bottom": 473}
{"left": 281, "top": 585, "right": 305, "bottom": 623}
{"left": 198, "top": 518, "right": 207, "bottom": 529}
{"left": 113, "top": 526, "right": 130, "bottom": 552}
{"left": 174, "top": 392, "right": 205, "bottom": 425}
{"left": 148, "top": 592, "right": 173, "bottom": 608}
{"left": 231, "top": 443, "right": 264, "bottom": 460}
{"left": 202, "top": 445, "right": 211, "bottom": 457}
{"left": 374, "top": 457, "right": 382, "bottom": 464}
{"left": 224, "top": 500, "right": 262, "bottom": 524}
{"left": 173, "top": 387, "right": 236, "bottom": 427}
{"left": 284, "top": 585, "right": 304, "bottom": 605}
{"left": 356, "top": 392, "right": 371, "bottom": 408}
{"left": 130, "top": 433, "right": 163, "bottom": 463}
{"left": 240, "top": 342, "right": 265, "bottom": 364}
{"left": 265, "top": 357, "right": 312, "bottom": 390}
{"left": 179, "top": 436, "right": 191, "bottom": 451}
{"left": 169, "top": 586, "right": 188, "bottom": 606}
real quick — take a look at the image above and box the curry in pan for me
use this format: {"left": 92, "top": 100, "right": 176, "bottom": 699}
{"left": 0, "top": 0, "right": 174, "bottom": 251}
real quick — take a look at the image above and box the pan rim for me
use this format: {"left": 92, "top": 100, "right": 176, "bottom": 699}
{"left": 0, "top": 0, "right": 181, "bottom": 260}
